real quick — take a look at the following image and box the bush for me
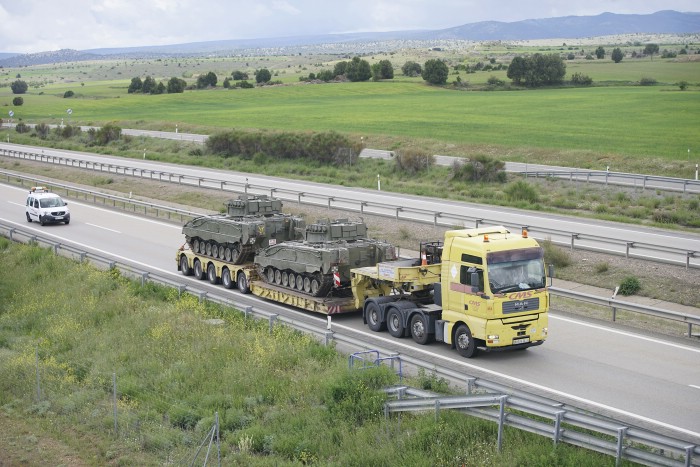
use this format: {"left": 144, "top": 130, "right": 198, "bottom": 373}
{"left": 395, "top": 148, "right": 434, "bottom": 174}
{"left": 15, "top": 122, "right": 30, "bottom": 133}
{"left": 541, "top": 238, "right": 571, "bottom": 268}
{"left": 10, "top": 79, "right": 28, "bottom": 94}
{"left": 451, "top": 156, "right": 506, "bottom": 182}
{"left": 639, "top": 77, "right": 657, "bottom": 86}
{"left": 570, "top": 72, "right": 593, "bottom": 86}
{"left": 504, "top": 180, "right": 539, "bottom": 203}
{"left": 63, "top": 90, "right": 74, "bottom": 98}
{"left": 12, "top": 96, "right": 23, "bottom": 106}
{"left": 618, "top": 276, "right": 641, "bottom": 296}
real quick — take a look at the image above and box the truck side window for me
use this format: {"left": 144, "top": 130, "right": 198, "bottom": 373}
{"left": 460, "top": 265, "right": 484, "bottom": 291}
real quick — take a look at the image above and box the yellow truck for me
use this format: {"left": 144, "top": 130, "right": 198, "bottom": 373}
{"left": 353, "top": 226, "right": 549, "bottom": 357}
{"left": 177, "top": 225, "right": 549, "bottom": 358}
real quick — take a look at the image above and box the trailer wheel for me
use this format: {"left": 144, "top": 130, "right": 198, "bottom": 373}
{"left": 365, "top": 301, "right": 386, "bottom": 332}
{"left": 179, "top": 254, "right": 192, "bottom": 276}
{"left": 207, "top": 263, "right": 218, "bottom": 285}
{"left": 410, "top": 313, "right": 432, "bottom": 345}
{"left": 193, "top": 259, "right": 205, "bottom": 280}
{"left": 237, "top": 271, "right": 251, "bottom": 294}
{"left": 222, "top": 267, "right": 234, "bottom": 289}
{"left": 455, "top": 324, "right": 478, "bottom": 358}
{"left": 386, "top": 307, "right": 405, "bottom": 338}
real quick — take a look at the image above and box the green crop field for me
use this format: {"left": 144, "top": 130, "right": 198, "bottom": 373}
{"left": 1, "top": 42, "right": 699, "bottom": 163}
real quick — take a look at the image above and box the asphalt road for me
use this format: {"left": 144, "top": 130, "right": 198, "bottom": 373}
{"left": 2, "top": 182, "right": 699, "bottom": 443}
{"left": 1, "top": 141, "right": 699, "bottom": 267}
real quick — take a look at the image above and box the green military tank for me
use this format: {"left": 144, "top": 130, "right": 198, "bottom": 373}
{"left": 254, "top": 218, "right": 397, "bottom": 297}
{"left": 182, "top": 195, "right": 305, "bottom": 264}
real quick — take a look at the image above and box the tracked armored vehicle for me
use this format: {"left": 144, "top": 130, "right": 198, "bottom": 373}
{"left": 182, "top": 195, "right": 305, "bottom": 264}
{"left": 255, "top": 218, "right": 397, "bottom": 297}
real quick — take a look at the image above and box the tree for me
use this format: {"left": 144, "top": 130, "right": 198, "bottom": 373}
{"left": 232, "top": 70, "right": 248, "bottom": 80}
{"left": 595, "top": 46, "right": 605, "bottom": 59}
{"left": 506, "top": 54, "right": 566, "bottom": 87}
{"left": 167, "top": 77, "right": 187, "bottom": 93}
{"left": 345, "top": 57, "right": 371, "bottom": 82}
{"left": 371, "top": 59, "right": 394, "bottom": 81}
{"left": 422, "top": 59, "right": 449, "bottom": 85}
{"left": 10, "top": 79, "right": 28, "bottom": 94}
{"left": 255, "top": 68, "right": 271, "bottom": 84}
{"left": 611, "top": 48, "right": 624, "bottom": 63}
{"left": 197, "top": 71, "right": 217, "bottom": 88}
{"left": 316, "top": 69, "right": 335, "bottom": 81}
{"left": 506, "top": 56, "right": 528, "bottom": 85}
{"left": 127, "top": 77, "right": 143, "bottom": 93}
{"left": 12, "top": 96, "right": 23, "bottom": 106}
{"left": 63, "top": 90, "right": 74, "bottom": 98}
{"left": 644, "top": 43, "right": 659, "bottom": 60}
{"left": 401, "top": 61, "right": 422, "bottom": 77}
{"left": 333, "top": 61, "right": 348, "bottom": 78}
{"left": 142, "top": 76, "right": 157, "bottom": 94}
{"left": 154, "top": 82, "right": 166, "bottom": 95}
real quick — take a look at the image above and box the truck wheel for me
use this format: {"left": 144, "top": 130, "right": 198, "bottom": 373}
{"left": 222, "top": 268, "right": 234, "bottom": 289}
{"left": 193, "top": 259, "right": 205, "bottom": 280}
{"left": 237, "top": 272, "right": 251, "bottom": 294}
{"left": 386, "top": 307, "right": 405, "bottom": 338}
{"left": 454, "top": 324, "right": 478, "bottom": 358}
{"left": 180, "top": 255, "right": 192, "bottom": 276}
{"left": 207, "top": 263, "right": 218, "bottom": 285}
{"left": 410, "top": 314, "right": 432, "bottom": 345}
{"left": 365, "top": 301, "right": 386, "bottom": 332}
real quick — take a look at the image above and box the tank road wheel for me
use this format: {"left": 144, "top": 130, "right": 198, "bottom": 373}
{"left": 365, "top": 301, "right": 386, "bottom": 332}
{"left": 410, "top": 314, "right": 432, "bottom": 345}
{"left": 266, "top": 268, "right": 276, "bottom": 284}
{"left": 281, "top": 271, "right": 289, "bottom": 287}
{"left": 211, "top": 243, "right": 219, "bottom": 259}
{"left": 310, "top": 277, "right": 321, "bottom": 296}
{"left": 386, "top": 307, "right": 405, "bottom": 338}
{"left": 179, "top": 254, "right": 192, "bottom": 276}
{"left": 295, "top": 274, "right": 305, "bottom": 292}
{"left": 274, "top": 269, "right": 283, "bottom": 286}
{"left": 303, "top": 276, "right": 312, "bottom": 294}
{"left": 192, "top": 238, "right": 200, "bottom": 252}
{"left": 218, "top": 245, "right": 225, "bottom": 259}
{"left": 231, "top": 244, "right": 241, "bottom": 264}
{"left": 454, "top": 324, "right": 478, "bottom": 358}
{"left": 193, "top": 259, "right": 205, "bottom": 280}
{"left": 224, "top": 247, "right": 232, "bottom": 262}
{"left": 205, "top": 243, "right": 213, "bottom": 257}
{"left": 222, "top": 267, "right": 234, "bottom": 289}
{"left": 207, "top": 263, "right": 218, "bottom": 285}
{"left": 237, "top": 272, "right": 251, "bottom": 294}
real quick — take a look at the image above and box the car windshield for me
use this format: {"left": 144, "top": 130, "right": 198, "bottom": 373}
{"left": 486, "top": 247, "right": 545, "bottom": 294}
{"left": 40, "top": 197, "right": 63, "bottom": 208}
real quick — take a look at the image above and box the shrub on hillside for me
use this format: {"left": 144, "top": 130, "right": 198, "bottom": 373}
{"left": 394, "top": 148, "right": 434, "bottom": 174}
{"left": 451, "top": 156, "right": 506, "bottom": 182}
{"left": 505, "top": 180, "right": 539, "bottom": 203}
{"left": 618, "top": 276, "right": 641, "bottom": 296}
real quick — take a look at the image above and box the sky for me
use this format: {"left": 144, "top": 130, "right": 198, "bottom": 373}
{"left": 0, "top": 0, "right": 697, "bottom": 54}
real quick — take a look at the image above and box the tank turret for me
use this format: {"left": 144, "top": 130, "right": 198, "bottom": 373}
{"left": 182, "top": 195, "right": 305, "bottom": 264}
{"left": 255, "top": 219, "right": 396, "bottom": 297}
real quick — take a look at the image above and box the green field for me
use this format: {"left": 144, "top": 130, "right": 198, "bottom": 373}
{"left": 1, "top": 45, "right": 699, "bottom": 163}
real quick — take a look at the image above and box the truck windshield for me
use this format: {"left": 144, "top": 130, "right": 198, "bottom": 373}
{"left": 486, "top": 247, "right": 545, "bottom": 294}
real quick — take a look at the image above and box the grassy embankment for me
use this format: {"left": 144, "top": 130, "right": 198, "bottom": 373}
{"left": 0, "top": 238, "right": 636, "bottom": 465}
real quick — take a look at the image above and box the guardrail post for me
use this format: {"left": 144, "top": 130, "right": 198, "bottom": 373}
{"left": 53, "top": 243, "right": 60, "bottom": 254}
{"left": 268, "top": 314, "right": 278, "bottom": 334}
{"left": 9, "top": 228, "right": 16, "bottom": 241}
{"left": 360, "top": 201, "right": 367, "bottom": 214}
{"left": 434, "top": 399, "right": 441, "bottom": 422}
{"left": 177, "top": 285, "right": 186, "bottom": 298}
{"left": 395, "top": 207, "right": 402, "bottom": 220}
{"left": 626, "top": 242, "right": 634, "bottom": 259}
{"left": 198, "top": 291, "right": 207, "bottom": 303}
{"left": 324, "top": 331, "right": 333, "bottom": 346}
{"left": 571, "top": 233, "right": 579, "bottom": 251}
{"left": 497, "top": 395, "right": 507, "bottom": 452}
{"left": 553, "top": 411, "right": 565, "bottom": 445}
{"left": 687, "top": 252, "right": 695, "bottom": 270}
{"left": 197, "top": 178, "right": 202, "bottom": 187}
{"left": 465, "top": 377, "right": 476, "bottom": 395}
{"left": 79, "top": 252, "right": 86, "bottom": 263}
{"left": 643, "top": 176, "right": 647, "bottom": 190}
{"left": 615, "top": 427, "right": 628, "bottom": 466}
{"left": 475, "top": 218, "right": 482, "bottom": 228}
{"left": 684, "top": 445, "right": 695, "bottom": 467}
{"left": 612, "top": 304, "right": 617, "bottom": 322}
{"left": 244, "top": 306, "right": 252, "bottom": 320}
{"left": 434, "top": 212, "right": 441, "bottom": 227}
{"left": 140, "top": 272, "right": 149, "bottom": 287}
{"left": 270, "top": 188, "right": 277, "bottom": 198}
{"left": 298, "top": 192, "right": 303, "bottom": 205}
{"left": 328, "top": 197, "right": 334, "bottom": 210}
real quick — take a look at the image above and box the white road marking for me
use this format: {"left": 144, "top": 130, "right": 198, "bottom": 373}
{"left": 690, "top": 385, "right": 700, "bottom": 390}
{"left": 86, "top": 223, "right": 121, "bottom": 233}
{"left": 550, "top": 315, "right": 700, "bottom": 353}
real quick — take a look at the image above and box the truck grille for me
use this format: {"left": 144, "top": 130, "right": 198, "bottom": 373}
{"left": 502, "top": 297, "right": 540, "bottom": 314}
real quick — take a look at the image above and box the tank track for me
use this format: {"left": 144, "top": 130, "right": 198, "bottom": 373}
{"left": 257, "top": 266, "right": 334, "bottom": 297}
{"left": 187, "top": 237, "right": 255, "bottom": 265}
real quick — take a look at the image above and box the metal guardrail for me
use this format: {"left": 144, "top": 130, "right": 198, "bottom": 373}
{"left": 1, "top": 148, "right": 698, "bottom": 269}
{"left": 522, "top": 169, "right": 700, "bottom": 194}
{"left": 0, "top": 222, "right": 697, "bottom": 466}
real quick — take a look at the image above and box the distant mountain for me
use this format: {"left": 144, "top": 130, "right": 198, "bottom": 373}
{"left": 1, "top": 10, "right": 698, "bottom": 67}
